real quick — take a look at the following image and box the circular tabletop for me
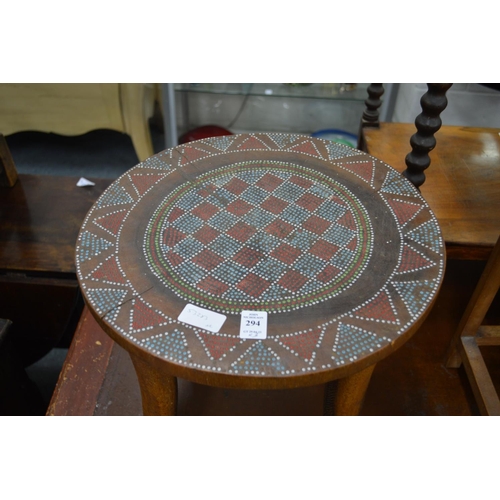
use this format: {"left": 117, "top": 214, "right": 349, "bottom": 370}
{"left": 76, "top": 133, "right": 445, "bottom": 388}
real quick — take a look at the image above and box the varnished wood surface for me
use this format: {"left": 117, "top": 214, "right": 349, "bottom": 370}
{"left": 362, "top": 123, "right": 500, "bottom": 258}
{"left": 78, "top": 134, "right": 445, "bottom": 397}
{"left": 0, "top": 174, "right": 110, "bottom": 275}
{"left": 47, "top": 306, "right": 114, "bottom": 416}
{"left": 49, "top": 259, "right": 500, "bottom": 416}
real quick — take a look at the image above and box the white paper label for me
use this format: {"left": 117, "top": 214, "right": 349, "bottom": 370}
{"left": 178, "top": 304, "right": 226, "bottom": 333}
{"left": 240, "top": 311, "right": 268, "bottom": 339}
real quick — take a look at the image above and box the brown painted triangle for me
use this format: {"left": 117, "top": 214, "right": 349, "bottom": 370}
{"left": 340, "top": 160, "right": 374, "bottom": 184}
{"left": 179, "top": 146, "right": 210, "bottom": 164}
{"left": 353, "top": 290, "right": 398, "bottom": 323}
{"left": 130, "top": 173, "right": 166, "bottom": 196}
{"left": 278, "top": 328, "right": 322, "bottom": 361}
{"left": 397, "top": 245, "right": 435, "bottom": 273}
{"left": 94, "top": 210, "right": 128, "bottom": 235}
{"left": 288, "top": 140, "right": 323, "bottom": 158}
{"left": 131, "top": 299, "right": 169, "bottom": 331}
{"left": 386, "top": 198, "right": 423, "bottom": 226}
{"left": 89, "top": 255, "right": 126, "bottom": 284}
{"left": 236, "top": 136, "right": 271, "bottom": 151}
{"left": 197, "top": 331, "right": 241, "bottom": 360}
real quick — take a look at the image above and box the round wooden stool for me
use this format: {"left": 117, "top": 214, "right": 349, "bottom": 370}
{"left": 76, "top": 133, "right": 445, "bottom": 415}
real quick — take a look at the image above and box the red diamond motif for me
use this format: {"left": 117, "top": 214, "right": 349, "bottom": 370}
{"left": 226, "top": 199, "right": 253, "bottom": 216}
{"left": 270, "top": 243, "right": 301, "bottom": 265}
{"left": 296, "top": 192, "right": 323, "bottom": 211}
{"left": 163, "top": 227, "right": 186, "bottom": 246}
{"left": 316, "top": 264, "right": 341, "bottom": 283}
{"left": 261, "top": 195, "right": 288, "bottom": 214}
{"left": 167, "top": 207, "right": 185, "bottom": 223}
{"left": 234, "top": 247, "right": 264, "bottom": 268}
{"left": 278, "top": 270, "right": 308, "bottom": 292}
{"left": 192, "top": 202, "right": 219, "bottom": 220}
{"left": 302, "top": 215, "right": 330, "bottom": 235}
{"left": 289, "top": 174, "right": 314, "bottom": 189}
{"left": 224, "top": 177, "right": 248, "bottom": 195}
{"left": 197, "top": 276, "right": 229, "bottom": 295}
{"left": 256, "top": 173, "right": 284, "bottom": 192}
{"left": 310, "top": 240, "right": 339, "bottom": 260}
{"left": 192, "top": 248, "right": 224, "bottom": 270}
{"left": 198, "top": 183, "right": 217, "bottom": 197}
{"left": 227, "top": 222, "right": 256, "bottom": 242}
{"left": 265, "top": 219, "right": 294, "bottom": 239}
{"left": 166, "top": 251, "right": 183, "bottom": 267}
{"left": 194, "top": 225, "right": 220, "bottom": 244}
{"left": 237, "top": 273, "right": 270, "bottom": 298}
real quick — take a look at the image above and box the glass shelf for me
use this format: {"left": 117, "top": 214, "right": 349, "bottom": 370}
{"left": 175, "top": 83, "right": 369, "bottom": 101}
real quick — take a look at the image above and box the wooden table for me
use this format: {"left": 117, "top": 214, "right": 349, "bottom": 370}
{"left": 76, "top": 133, "right": 445, "bottom": 415}
{"left": 0, "top": 174, "right": 110, "bottom": 366}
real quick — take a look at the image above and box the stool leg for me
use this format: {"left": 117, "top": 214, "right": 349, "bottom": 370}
{"left": 324, "top": 364, "right": 375, "bottom": 416}
{"left": 129, "top": 352, "right": 177, "bottom": 416}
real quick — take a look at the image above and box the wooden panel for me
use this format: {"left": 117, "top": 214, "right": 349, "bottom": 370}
{"left": 47, "top": 307, "right": 114, "bottom": 416}
{"left": 0, "top": 84, "right": 124, "bottom": 136}
{"left": 476, "top": 326, "right": 500, "bottom": 345}
{"left": 0, "top": 174, "right": 110, "bottom": 274}
{"left": 362, "top": 123, "right": 500, "bottom": 255}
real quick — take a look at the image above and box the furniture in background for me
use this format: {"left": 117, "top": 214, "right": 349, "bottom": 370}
{"left": 0, "top": 135, "right": 110, "bottom": 373}
{"left": 359, "top": 83, "right": 500, "bottom": 260}
{"left": 0, "top": 83, "right": 156, "bottom": 162}
{"left": 445, "top": 235, "right": 500, "bottom": 415}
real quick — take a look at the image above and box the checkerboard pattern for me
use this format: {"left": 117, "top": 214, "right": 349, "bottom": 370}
{"left": 146, "top": 162, "right": 372, "bottom": 313}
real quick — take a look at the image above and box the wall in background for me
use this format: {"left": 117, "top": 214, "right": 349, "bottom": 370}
{"left": 392, "top": 83, "right": 500, "bottom": 127}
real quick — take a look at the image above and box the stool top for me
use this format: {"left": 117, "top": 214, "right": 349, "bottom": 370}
{"left": 76, "top": 133, "right": 445, "bottom": 387}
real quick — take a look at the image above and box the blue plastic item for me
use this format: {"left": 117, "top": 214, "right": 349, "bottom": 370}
{"left": 311, "top": 129, "right": 358, "bottom": 148}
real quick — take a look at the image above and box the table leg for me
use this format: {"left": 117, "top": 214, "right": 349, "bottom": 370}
{"left": 129, "top": 352, "right": 177, "bottom": 416}
{"left": 324, "top": 364, "right": 376, "bottom": 416}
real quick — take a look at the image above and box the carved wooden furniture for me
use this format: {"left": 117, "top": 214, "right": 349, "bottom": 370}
{"left": 0, "top": 83, "right": 156, "bottom": 161}
{"left": 359, "top": 84, "right": 500, "bottom": 260}
{"left": 76, "top": 133, "right": 445, "bottom": 415}
{"left": 445, "top": 235, "right": 500, "bottom": 415}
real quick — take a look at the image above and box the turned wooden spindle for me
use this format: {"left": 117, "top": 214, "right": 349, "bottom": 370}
{"left": 402, "top": 83, "right": 453, "bottom": 188}
{"left": 362, "top": 84, "right": 385, "bottom": 127}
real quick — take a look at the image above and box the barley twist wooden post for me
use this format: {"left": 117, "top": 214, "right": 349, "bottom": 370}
{"left": 362, "top": 84, "right": 385, "bottom": 127}
{"left": 402, "top": 83, "right": 453, "bottom": 188}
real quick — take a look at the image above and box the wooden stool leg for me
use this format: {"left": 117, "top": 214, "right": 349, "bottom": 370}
{"left": 129, "top": 352, "right": 177, "bottom": 416}
{"left": 324, "top": 364, "right": 375, "bottom": 416}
